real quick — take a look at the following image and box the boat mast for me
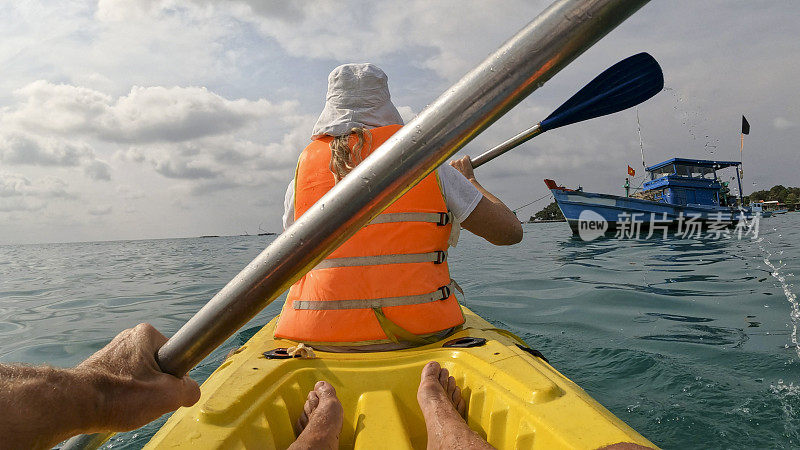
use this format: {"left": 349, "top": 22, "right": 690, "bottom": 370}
{"left": 636, "top": 106, "right": 647, "bottom": 171}
{"left": 735, "top": 163, "right": 744, "bottom": 208}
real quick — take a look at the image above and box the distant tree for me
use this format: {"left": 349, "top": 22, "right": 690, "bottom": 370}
{"left": 748, "top": 190, "right": 768, "bottom": 202}
{"left": 744, "top": 185, "right": 799, "bottom": 205}
{"left": 769, "top": 185, "right": 788, "bottom": 202}
{"left": 532, "top": 201, "right": 565, "bottom": 221}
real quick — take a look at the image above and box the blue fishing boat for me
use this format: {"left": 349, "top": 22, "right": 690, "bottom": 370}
{"left": 546, "top": 157, "right": 761, "bottom": 235}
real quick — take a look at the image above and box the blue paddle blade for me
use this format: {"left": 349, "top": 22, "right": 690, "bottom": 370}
{"left": 539, "top": 52, "right": 664, "bottom": 131}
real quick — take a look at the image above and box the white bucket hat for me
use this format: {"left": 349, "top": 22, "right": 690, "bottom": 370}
{"left": 311, "top": 63, "right": 404, "bottom": 139}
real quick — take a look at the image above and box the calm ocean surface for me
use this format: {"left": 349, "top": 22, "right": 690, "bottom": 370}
{"left": 1, "top": 214, "right": 799, "bottom": 449}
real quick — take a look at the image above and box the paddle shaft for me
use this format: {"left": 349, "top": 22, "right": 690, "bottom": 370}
{"left": 62, "top": 1, "right": 650, "bottom": 448}
{"left": 471, "top": 123, "right": 543, "bottom": 169}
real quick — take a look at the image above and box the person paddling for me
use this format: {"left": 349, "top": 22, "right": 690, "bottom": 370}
{"left": 275, "top": 63, "right": 522, "bottom": 351}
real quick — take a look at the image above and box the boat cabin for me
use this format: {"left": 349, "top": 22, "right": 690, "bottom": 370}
{"left": 640, "top": 158, "right": 742, "bottom": 207}
{"left": 759, "top": 200, "right": 788, "bottom": 213}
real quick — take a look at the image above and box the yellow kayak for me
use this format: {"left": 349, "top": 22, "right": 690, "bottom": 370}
{"left": 146, "top": 306, "right": 655, "bottom": 449}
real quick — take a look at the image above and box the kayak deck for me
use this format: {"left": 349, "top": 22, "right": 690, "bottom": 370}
{"left": 146, "top": 307, "right": 654, "bottom": 449}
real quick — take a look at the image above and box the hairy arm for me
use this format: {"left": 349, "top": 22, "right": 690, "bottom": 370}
{"left": 450, "top": 156, "right": 523, "bottom": 245}
{"left": 0, "top": 324, "right": 200, "bottom": 450}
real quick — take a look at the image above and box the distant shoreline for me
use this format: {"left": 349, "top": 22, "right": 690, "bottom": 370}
{"left": 2, "top": 232, "right": 280, "bottom": 247}
{"left": 201, "top": 232, "right": 276, "bottom": 238}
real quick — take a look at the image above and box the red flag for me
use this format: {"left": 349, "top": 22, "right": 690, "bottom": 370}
{"left": 627, "top": 165, "right": 636, "bottom": 176}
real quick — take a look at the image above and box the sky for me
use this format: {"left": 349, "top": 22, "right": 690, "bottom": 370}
{"left": 1, "top": 0, "right": 798, "bottom": 245}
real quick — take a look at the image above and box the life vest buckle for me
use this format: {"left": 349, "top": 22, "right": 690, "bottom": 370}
{"left": 437, "top": 212, "right": 450, "bottom": 226}
{"left": 434, "top": 250, "right": 447, "bottom": 264}
{"left": 438, "top": 285, "right": 451, "bottom": 300}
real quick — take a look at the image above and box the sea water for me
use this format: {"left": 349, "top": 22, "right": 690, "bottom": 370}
{"left": 1, "top": 214, "right": 798, "bottom": 449}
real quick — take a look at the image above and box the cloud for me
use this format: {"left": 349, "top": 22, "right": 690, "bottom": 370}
{"left": 84, "top": 160, "right": 112, "bottom": 181}
{"left": 189, "top": 180, "right": 240, "bottom": 196}
{"left": 95, "top": 0, "right": 168, "bottom": 22}
{"left": 115, "top": 129, "right": 305, "bottom": 182}
{"left": 8, "top": 81, "right": 298, "bottom": 144}
{"left": 2, "top": 0, "right": 799, "bottom": 244}
{"left": 88, "top": 205, "right": 112, "bottom": 216}
{"left": 116, "top": 185, "right": 145, "bottom": 200}
{"left": 0, "top": 172, "right": 73, "bottom": 198}
{"left": 0, "top": 197, "right": 45, "bottom": 213}
{"left": 397, "top": 106, "right": 417, "bottom": 124}
{"left": 36, "top": 177, "right": 75, "bottom": 199}
{"left": 0, "top": 172, "right": 32, "bottom": 198}
{"left": 93, "top": 1, "right": 547, "bottom": 81}
{"left": 0, "top": 131, "right": 93, "bottom": 166}
{"left": 152, "top": 159, "right": 220, "bottom": 180}
{"left": 0, "top": 130, "right": 111, "bottom": 181}
{"left": 774, "top": 117, "right": 795, "bottom": 130}
{"left": 0, "top": 172, "right": 76, "bottom": 213}
{"left": 2, "top": 79, "right": 313, "bottom": 194}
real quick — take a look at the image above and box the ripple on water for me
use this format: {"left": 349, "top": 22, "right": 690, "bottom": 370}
{"left": 1, "top": 219, "right": 799, "bottom": 448}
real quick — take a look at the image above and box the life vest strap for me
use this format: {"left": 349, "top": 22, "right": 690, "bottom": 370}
{"left": 313, "top": 251, "right": 446, "bottom": 270}
{"left": 293, "top": 281, "right": 456, "bottom": 310}
{"left": 368, "top": 211, "right": 452, "bottom": 226}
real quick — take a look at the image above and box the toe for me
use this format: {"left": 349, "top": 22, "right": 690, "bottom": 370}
{"left": 452, "top": 385, "right": 462, "bottom": 405}
{"left": 314, "top": 380, "right": 337, "bottom": 399}
{"left": 421, "top": 361, "right": 441, "bottom": 380}
{"left": 438, "top": 367, "right": 450, "bottom": 388}
{"left": 447, "top": 376, "right": 456, "bottom": 396}
{"left": 456, "top": 397, "right": 466, "bottom": 416}
{"left": 305, "top": 392, "right": 319, "bottom": 416}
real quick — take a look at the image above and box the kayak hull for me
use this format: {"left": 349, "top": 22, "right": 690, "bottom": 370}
{"left": 146, "top": 307, "right": 655, "bottom": 449}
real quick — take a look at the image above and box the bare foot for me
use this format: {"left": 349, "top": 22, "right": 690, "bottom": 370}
{"left": 289, "top": 381, "right": 343, "bottom": 450}
{"left": 417, "top": 361, "right": 495, "bottom": 450}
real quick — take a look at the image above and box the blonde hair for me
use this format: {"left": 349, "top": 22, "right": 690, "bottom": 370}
{"left": 329, "top": 127, "right": 372, "bottom": 182}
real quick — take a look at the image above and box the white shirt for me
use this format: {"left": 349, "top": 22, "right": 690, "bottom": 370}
{"left": 282, "top": 163, "right": 482, "bottom": 230}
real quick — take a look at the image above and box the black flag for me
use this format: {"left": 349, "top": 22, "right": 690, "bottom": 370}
{"left": 741, "top": 116, "right": 750, "bottom": 135}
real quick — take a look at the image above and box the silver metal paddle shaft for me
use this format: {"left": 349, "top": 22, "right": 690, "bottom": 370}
{"left": 62, "top": 0, "right": 649, "bottom": 448}
{"left": 471, "top": 123, "right": 543, "bottom": 168}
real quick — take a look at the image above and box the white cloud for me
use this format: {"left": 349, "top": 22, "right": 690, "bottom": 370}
{"left": 0, "top": 131, "right": 95, "bottom": 166}
{"left": 1, "top": 78, "right": 313, "bottom": 202}
{"left": 95, "top": 0, "right": 169, "bottom": 22}
{"left": 774, "top": 117, "right": 795, "bottom": 130}
{"left": 8, "top": 81, "right": 298, "bottom": 144}
{"left": 84, "top": 160, "right": 112, "bottom": 181}
{"left": 93, "top": 0, "right": 547, "bottom": 81}
{"left": 397, "top": 106, "right": 417, "bottom": 124}
{"left": 116, "top": 185, "right": 145, "bottom": 200}
{"left": 0, "top": 172, "right": 73, "bottom": 198}
{"left": 114, "top": 116, "right": 312, "bottom": 184}
{"left": 88, "top": 205, "right": 112, "bottom": 216}
{"left": 234, "top": 1, "right": 547, "bottom": 79}
{"left": 0, "top": 172, "right": 76, "bottom": 213}
{"left": 0, "top": 172, "right": 32, "bottom": 198}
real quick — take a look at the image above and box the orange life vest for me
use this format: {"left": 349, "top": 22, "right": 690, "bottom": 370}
{"left": 274, "top": 124, "right": 465, "bottom": 345}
